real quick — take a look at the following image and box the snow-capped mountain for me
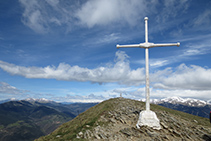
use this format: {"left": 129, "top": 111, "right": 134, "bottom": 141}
{"left": 0, "top": 98, "right": 54, "bottom": 104}
{"left": 25, "top": 98, "right": 54, "bottom": 103}
{"left": 141, "top": 96, "right": 211, "bottom": 118}
{"left": 141, "top": 96, "right": 210, "bottom": 107}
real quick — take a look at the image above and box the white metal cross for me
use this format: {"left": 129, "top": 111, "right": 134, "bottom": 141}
{"left": 116, "top": 17, "right": 180, "bottom": 129}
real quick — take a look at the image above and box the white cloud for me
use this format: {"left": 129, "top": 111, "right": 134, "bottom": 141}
{"left": 150, "top": 60, "right": 169, "bottom": 68}
{"left": 183, "top": 9, "right": 211, "bottom": 33}
{"left": 19, "top": 0, "right": 48, "bottom": 33}
{"left": 1, "top": 51, "right": 211, "bottom": 92}
{"left": 18, "top": 0, "right": 192, "bottom": 33}
{"left": 45, "top": 0, "right": 59, "bottom": 7}
{"left": 0, "top": 51, "right": 145, "bottom": 86}
{"left": 19, "top": 0, "right": 75, "bottom": 33}
{"left": 179, "top": 38, "right": 211, "bottom": 61}
{"left": 133, "top": 36, "right": 211, "bottom": 68}
{"left": 155, "top": 0, "right": 189, "bottom": 23}
{"left": 0, "top": 82, "right": 28, "bottom": 95}
{"left": 151, "top": 89, "right": 211, "bottom": 100}
{"left": 80, "top": 84, "right": 211, "bottom": 102}
{"left": 53, "top": 93, "right": 106, "bottom": 103}
{"left": 75, "top": 0, "right": 147, "bottom": 27}
{"left": 193, "top": 9, "right": 211, "bottom": 27}
{"left": 152, "top": 64, "right": 211, "bottom": 90}
{"left": 107, "top": 86, "right": 211, "bottom": 101}
{"left": 97, "top": 33, "right": 120, "bottom": 44}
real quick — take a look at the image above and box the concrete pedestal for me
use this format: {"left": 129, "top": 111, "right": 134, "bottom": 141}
{"left": 136, "top": 110, "right": 161, "bottom": 130}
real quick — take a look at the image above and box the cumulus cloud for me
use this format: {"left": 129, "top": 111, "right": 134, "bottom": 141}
{"left": 0, "top": 51, "right": 145, "bottom": 86}
{"left": 152, "top": 64, "right": 211, "bottom": 90}
{"left": 76, "top": 0, "right": 190, "bottom": 28}
{"left": 1, "top": 51, "right": 211, "bottom": 92}
{"left": 75, "top": 0, "right": 147, "bottom": 27}
{"left": 150, "top": 89, "right": 211, "bottom": 100}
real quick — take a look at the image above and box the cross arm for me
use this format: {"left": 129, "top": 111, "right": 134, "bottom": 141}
{"left": 117, "top": 42, "right": 180, "bottom": 49}
{"left": 116, "top": 44, "right": 140, "bottom": 49}
{"left": 151, "top": 42, "right": 180, "bottom": 48}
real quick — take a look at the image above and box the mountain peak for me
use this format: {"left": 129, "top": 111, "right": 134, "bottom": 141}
{"left": 161, "top": 96, "right": 185, "bottom": 103}
{"left": 141, "top": 96, "right": 209, "bottom": 107}
{"left": 25, "top": 98, "right": 53, "bottom": 103}
{"left": 36, "top": 98, "right": 211, "bottom": 140}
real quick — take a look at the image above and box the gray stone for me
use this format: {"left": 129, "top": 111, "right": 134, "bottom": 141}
{"left": 173, "top": 130, "right": 181, "bottom": 137}
{"left": 84, "top": 130, "right": 92, "bottom": 139}
{"left": 120, "top": 128, "right": 131, "bottom": 136}
{"left": 99, "top": 133, "right": 107, "bottom": 139}
{"left": 78, "top": 131, "right": 83, "bottom": 136}
{"left": 110, "top": 118, "right": 116, "bottom": 123}
{"left": 56, "top": 135, "right": 61, "bottom": 138}
{"left": 94, "top": 134, "right": 101, "bottom": 139}
{"left": 194, "top": 120, "right": 198, "bottom": 123}
{"left": 160, "top": 122, "right": 168, "bottom": 129}
{"left": 86, "top": 125, "right": 90, "bottom": 128}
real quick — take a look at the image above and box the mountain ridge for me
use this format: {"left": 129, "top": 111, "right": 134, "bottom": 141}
{"left": 36, "top": 98, "right": 211, "bottom": 141}
{"left": 2, "top": 96, "right": 211, "bottom": 106}
{"left": 2, "top": 96, "right": 211, "bottom": 119}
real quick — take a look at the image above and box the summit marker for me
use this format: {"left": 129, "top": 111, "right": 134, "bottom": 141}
{"left": 116, "top": 17, "right": 180, "bottom": 130}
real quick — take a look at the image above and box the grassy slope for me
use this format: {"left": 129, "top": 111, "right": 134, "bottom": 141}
{"left": 36, "top": 98, "right": 210, "bottom": 141}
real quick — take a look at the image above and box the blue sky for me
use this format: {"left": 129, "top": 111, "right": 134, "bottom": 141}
{"left": 0, "top": 0, "right": 211, "bottom": 102}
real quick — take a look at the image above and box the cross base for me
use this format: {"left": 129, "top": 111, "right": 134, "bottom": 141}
{"left": 136, "top": 110, "right": 161, "bottom": 130}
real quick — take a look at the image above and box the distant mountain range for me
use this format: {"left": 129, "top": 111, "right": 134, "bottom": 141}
{"left": 149, "top": 96, "right": 211, "bottom": 107}
{"left": 2, "top": 96, "right": 211, "bottom": 118}
{"left": 141, "top": 96, "right": 211, "bottom": 118}
{"left": 0, "top": 99, "right": 98, "bottom": 141}
{"left": 1, "top": 96, "right": 211, "bottom": 140}
{"left": 2, "top": 96, "right": 211, "bottom": 107}
{"left": 0, "top": 98, "right": 55, "bottom": 104}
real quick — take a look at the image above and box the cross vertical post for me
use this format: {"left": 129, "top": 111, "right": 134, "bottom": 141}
{"left": 144, "top": 17, "right": 150, "bottom": 111}
{"left": 145, "top": 17, "right": 148, "bottom": 43}
{"left": 116, "top": 17, "right": 180, "bottom": 130}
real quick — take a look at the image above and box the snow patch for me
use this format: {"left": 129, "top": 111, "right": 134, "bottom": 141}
{"left": 141, "top": 96, "right": 210, "bottom": 107}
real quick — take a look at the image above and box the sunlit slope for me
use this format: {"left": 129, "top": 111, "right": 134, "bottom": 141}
{"left": 36, "top": 98, "right": 211, "bottom": 141}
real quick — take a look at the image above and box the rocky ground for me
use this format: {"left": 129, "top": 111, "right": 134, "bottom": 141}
{"left": 76, "top": 98, "right": 211, "bottom": 141}
{"left": 37, "top": 98, "right": 211, "bottom": 141}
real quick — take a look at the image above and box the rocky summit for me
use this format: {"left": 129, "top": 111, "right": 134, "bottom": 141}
{"left": 36, "top": 98, "right": 211, "bottom": 141}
